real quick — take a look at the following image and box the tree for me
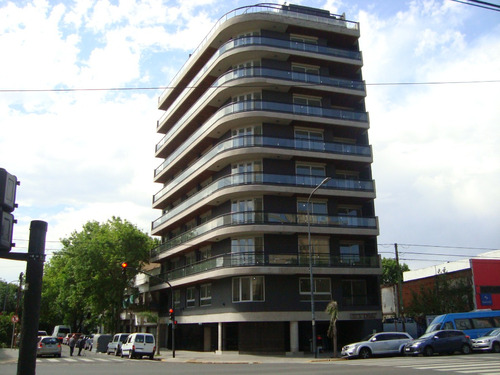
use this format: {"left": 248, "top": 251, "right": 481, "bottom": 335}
{"left": 325, "top": 300, "right": 338, "bottom": 358}
{"left": 40, "top": 217, "right": 156, "bottom": 333}
{"left": 381, "top": 257, "right": 410, "bottom": 286}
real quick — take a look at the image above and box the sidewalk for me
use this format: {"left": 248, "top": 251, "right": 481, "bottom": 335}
{"left": 0, "top": 347, "right": 341, "bottom": 364}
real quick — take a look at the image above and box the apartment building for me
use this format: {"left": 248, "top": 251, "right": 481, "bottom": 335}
{"left": 150, "top": 3, "right": 381, "bottom": 353}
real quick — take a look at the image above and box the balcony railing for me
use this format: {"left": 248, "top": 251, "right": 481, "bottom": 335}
{"left": 155, "top": 99, "right": 368, "bottom": 169}
{"left": 157, "top": 65, "right": 365, "bottom": 130}
{"left": 149, "top": 252, "right": 379, "bottom": 286}
{"left": 152, "top": 172, "right": 374, "bottom": 229}
{"left": 151, "top": 211, "right": 377, "bottom": 257}
{"left": 159, "top": 4, "right": 359, "bottom": 105}
{"left": 155, "top": 133, "right": 370, "bottom": 184}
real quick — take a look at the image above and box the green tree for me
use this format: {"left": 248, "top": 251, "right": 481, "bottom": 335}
{"left": 40, "top": 217, "right": 156, "bottom": 333}
{"left": 325, "top": 300, "right": 339, "bottom": 358}
{"left": 381, "top": 257, "right": 410, "bottom": 286}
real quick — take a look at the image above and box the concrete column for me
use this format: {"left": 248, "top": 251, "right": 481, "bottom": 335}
{"left": 287, "top": 321, "right": 302, "bottom": 356}
{"left": 216, "top": 322, "right": 223, "bottom": 355}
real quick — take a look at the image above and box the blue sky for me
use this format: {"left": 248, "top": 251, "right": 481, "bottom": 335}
{"left": 1, "top": 0, "right": 499, "bottom": 282}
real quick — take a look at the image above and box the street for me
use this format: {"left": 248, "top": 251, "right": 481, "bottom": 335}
{"left": 1, "top": 346, "right": 500, "bottom": 375}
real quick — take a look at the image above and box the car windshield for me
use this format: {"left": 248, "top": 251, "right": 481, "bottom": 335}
{"left": 418, "top": 332, "right": 436, "bottom": 339}
{"left": 485, "top": 329, "right": 500, "bottom": 337}
{"left": 361, "top": 333, "right": 376, "bottom": 342}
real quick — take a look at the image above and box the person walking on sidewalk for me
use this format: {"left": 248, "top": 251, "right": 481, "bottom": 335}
{"left": 77, "top": 336, "right": 86, "bottom": 356}
{"left": 69, "top": 335, "right": 76, "bottom": 356}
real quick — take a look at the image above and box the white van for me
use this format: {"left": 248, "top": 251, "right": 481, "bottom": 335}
{"left": 51, "top": 325, "right": 71, "bottom": 342}
{"left": 121, "top": 333, "right": 155, "bottom": 359}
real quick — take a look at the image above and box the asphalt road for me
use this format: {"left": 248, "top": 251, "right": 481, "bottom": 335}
{"left": 2, "top": 346, "right": 500, "bottom": 375}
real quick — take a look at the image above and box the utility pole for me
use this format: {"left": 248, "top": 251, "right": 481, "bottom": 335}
{"left": 394, "top": 243, "right": 406, "bottom": 331}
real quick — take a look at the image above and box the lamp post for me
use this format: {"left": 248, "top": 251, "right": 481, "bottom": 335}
{"left": 307, "top": 176, "right": 331, "bottom": 358}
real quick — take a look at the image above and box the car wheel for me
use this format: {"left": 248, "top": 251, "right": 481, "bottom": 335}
{"left": 359, "top": 348, "right": 372, "bottom": 359}
{"left": 424, "top": 346, "right": 434, "bottom": 356}
{"left": 461, "top": 345, "right": 471, "bottom": 355}
{"left": 492, "top": 342, "right": 500, "bottom": 353}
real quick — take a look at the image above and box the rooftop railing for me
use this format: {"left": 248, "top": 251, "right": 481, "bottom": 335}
{"left": 158, "top": 4, "right": 359, "bottom": 105}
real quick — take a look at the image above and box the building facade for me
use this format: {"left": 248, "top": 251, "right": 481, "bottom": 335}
{"left": 150, "top": 4, "right": 381, "bottom": 353}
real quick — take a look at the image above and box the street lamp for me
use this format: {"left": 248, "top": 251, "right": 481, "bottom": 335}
{"left": 307, "top": 176, "right": 331, "bottom": 358}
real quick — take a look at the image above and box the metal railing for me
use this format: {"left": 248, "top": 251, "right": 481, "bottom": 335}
{"left": 159, "top": 4, "right": 359, "bottom": 105}
{"left": 149, "top": 252, "right": 378, "bottom": 286}
{"left": 151, "top": 211, "right": 377, "bottom": 256}
{"left": 152, "top": 172, "right": 374, "bottom": 229}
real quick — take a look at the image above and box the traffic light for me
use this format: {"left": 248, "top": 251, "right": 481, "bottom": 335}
{"left": 169, "top": 308, "right": 175, "bottom": 321}
{"left": 121, "top": 261, "right": 128, "bottom": 275}
{"left": 0, "top": 168, "right": 19, "bottom": 252}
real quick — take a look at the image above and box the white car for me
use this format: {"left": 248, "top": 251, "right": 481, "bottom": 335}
{"left": 342, "top": 332, "right": 413, "bottom": 359}
{"left": 37, "top": 336, "right": 62, "bottom": 357}
{"left": 121, "top": 333, "right": 155, "bottom": 359}
{"left": 107, "top": 333, "right": 130, "bottom": 356}
{"left": 471, "top": 328, "right": 500, "bottom": 353}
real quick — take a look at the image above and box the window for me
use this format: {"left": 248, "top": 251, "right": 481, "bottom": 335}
{"left": 231, "top": 197, "right": 262, "bottom": 223}
{"left": 173, "top": 289, "right": 181, "bottom": 308}
{"left": 296, "top": 163, "right": 325, "bottom": 186}
{"left": 233, "top": 60, "right": 260, "bottom": 78}
{"left": 342, "top": 279, "right": 367, "bottom": 306}
{"left": 297, "top": 199, "right": 328, "bottom": 224}
{"left": 232, "top": 160, "right": 262, "bottom": 184}
{"left": 200, "top": 283, "right": 211, "bottom": 306}
{"left": 298, "top": 236, "right": 329, "bottom": 265}
{"left": 199, "top": 246, "right": 211, "bottom": 261}
{"left": 231, "top": 237, "right": 263, "bottom": 266}
{"left": 292, "top": 64, "right": 320, "bottom": 83}
{"left": 232, "top": 125, "right": 261, "bottom": 148}
{"left": 293, "top": 95, "right": 322, "bottom": 115}
{"left": 295, "top": 128, "right": 324, "bottom": 151}
{"left": 232, "top": 92, "right": 261, "bottom": 111}
{"left": 186, "top": 287, "right": 195, "bottom": 308}
{"left": 455, "top": 319, "right": 473, "bottom": 330}
{"left": 185, "top": 252, "right": 196, "bottom": 265}
{"left": 299, "top": 277, "right": 331, "bottom": 301}
{"left": 340, "top": 242, "right": 363, "bottom": 264}
{"left": 290, "top": 35, "right": 318, "bottom": 52}
{"left": 232, "top": 276, "right": 264, "bottom": 302}
{"left": 235, "top": 31, "right": 260, "bottom": 46}
{"left": 337, "top": 205, "right": 361, "bottom": 217}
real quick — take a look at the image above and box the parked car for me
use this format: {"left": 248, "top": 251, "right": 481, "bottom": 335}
{"left": 341, "top": 332, "right": 413, "bottom": 359}
{"left": 62, "top": 333, "right": 72, "bottom": 345}
{"left": 404, "top": 329, "right": 472, "bottom": 356}
{"left": 107, "top": 333, "right": 130, "bottom": 356}
{"left": 471, "top": 328, "right": 500, "bottom": 353}
{"left": 121, "top": 333, "right": 155, "bottom": 359}
{"left": 37, "top": 336, "right": 62, "bottom": 357}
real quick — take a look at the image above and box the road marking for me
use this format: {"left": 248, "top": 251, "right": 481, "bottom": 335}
{"left": 63, "top": 358, "right": 78, "bottom": 362}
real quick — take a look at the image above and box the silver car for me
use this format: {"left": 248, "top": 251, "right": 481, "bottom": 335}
{"left": 37, "top": 336, "right": 62, "bottom": 357}
{"left": 342, "top": 332, "right": 413, "bottom": 359}
{"left": 472, "top": 328, "right": 500, "bottom": 353}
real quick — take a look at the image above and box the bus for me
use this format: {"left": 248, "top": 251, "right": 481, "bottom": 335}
{"left": 426, "top": 310, "right": 500, "bottom": 339}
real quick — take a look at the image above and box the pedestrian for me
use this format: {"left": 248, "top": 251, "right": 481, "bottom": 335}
{"left": 77, "top": 336, "right": 86, "bottom": 356}
{"left": 68, "top": 334, "right": 76, "bottom": 356}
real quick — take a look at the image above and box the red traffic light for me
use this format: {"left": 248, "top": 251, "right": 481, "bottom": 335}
{"left": 121, "top": 262, "right": 128, "bottom": 269}
{"left": 169, "top": 308, "right": 174, "bottom": 314}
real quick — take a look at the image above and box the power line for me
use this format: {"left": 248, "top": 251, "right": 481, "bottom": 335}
{"left": 450, "top": 0, "right": 500, "bottom": 12}
{"left": 0, "top": 79, "right": 499, "bottom": 94}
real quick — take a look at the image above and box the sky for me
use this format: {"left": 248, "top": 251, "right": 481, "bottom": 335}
{"left": 1, "top": 0, "right": 499, "bottom": 283}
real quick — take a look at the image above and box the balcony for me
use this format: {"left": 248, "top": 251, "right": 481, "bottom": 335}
{"left": 151, "top": 211, "right": 378, "bottom": 259}
{"left": 153, "top": 172, "right": 375, "bottom": 228}
{"left": 157, "top": 65, "right": 365, "bottom": 135}
{"left": 154, "top": 134, "right": 371, "bottom": 190}
{"left": 159, "top": 4, "right": 360, "bottom": 108}
{"left": 155, "top": 100, "right": 368, "bottom": 172}
{"left": 149, "top": 252, "right": 379, "bottom": 287}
